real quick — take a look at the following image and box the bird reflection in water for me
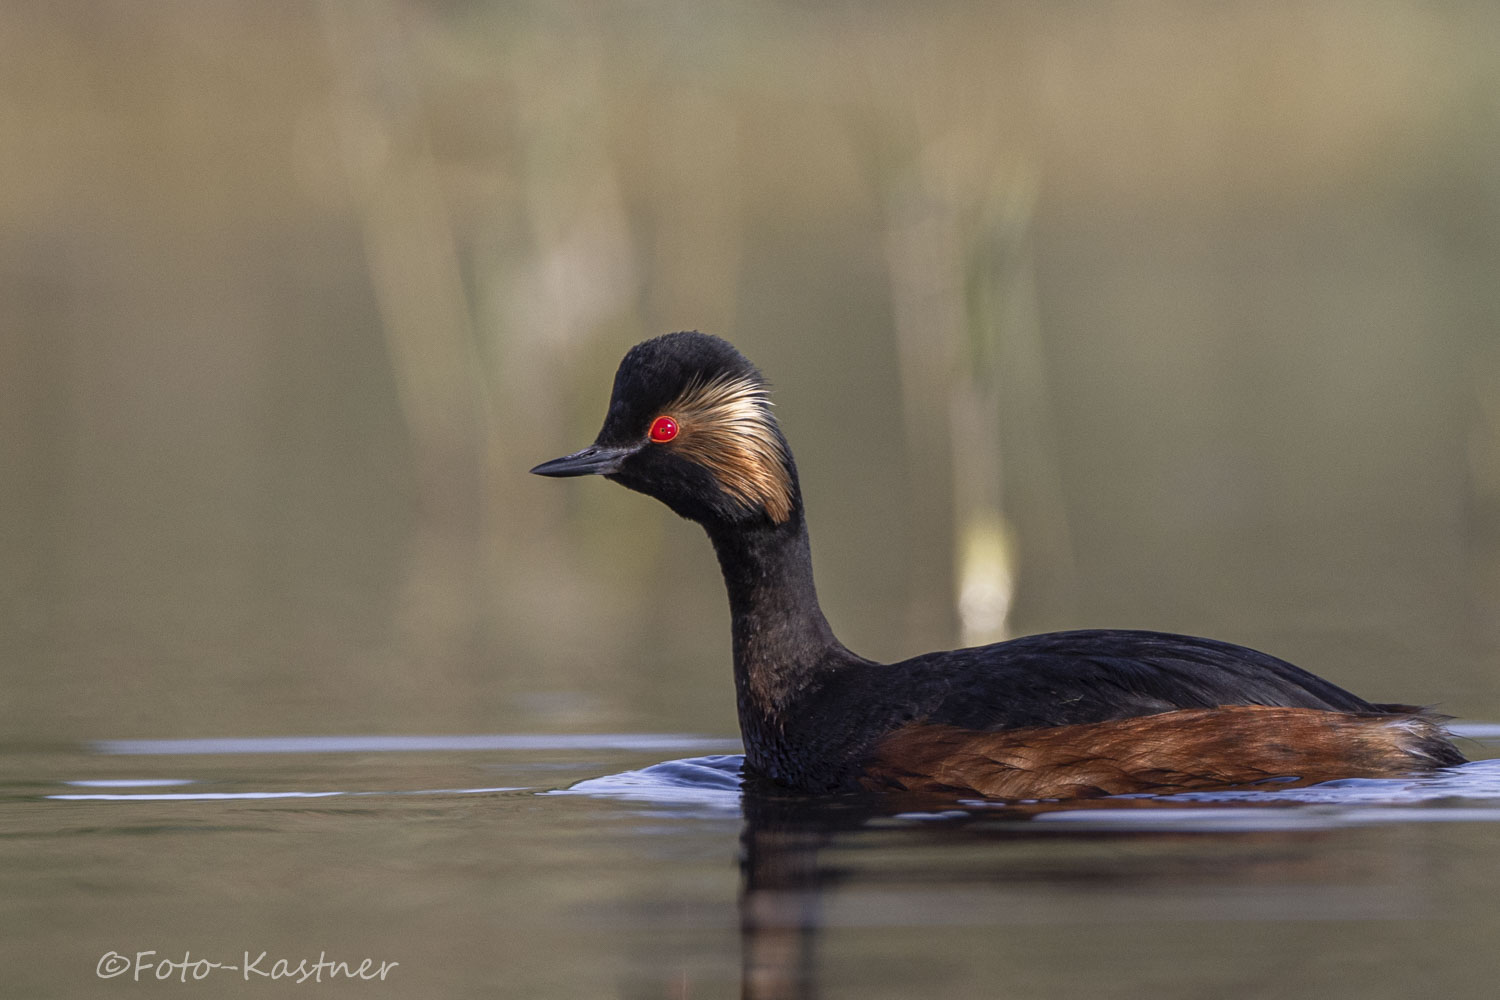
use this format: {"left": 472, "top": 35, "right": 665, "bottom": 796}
{"left": 732, "top": 774, "right": 1430, "bottom": 1000}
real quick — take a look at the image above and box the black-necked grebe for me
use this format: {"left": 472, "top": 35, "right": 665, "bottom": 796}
{"left": 532, "top": 332, "right": 1465, "bottom": 799}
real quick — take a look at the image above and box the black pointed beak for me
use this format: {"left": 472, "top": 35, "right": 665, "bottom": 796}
{"left": 530, "top": 443, "right": 638, "bottom": 478}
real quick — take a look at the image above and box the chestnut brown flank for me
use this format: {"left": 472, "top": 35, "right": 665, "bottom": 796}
{"left": 861, "top": 706, "right": 1454, "bottom": 800}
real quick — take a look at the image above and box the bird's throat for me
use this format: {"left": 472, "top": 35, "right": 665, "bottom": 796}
{"left": 704, "top": 513, "right": 844, "bottom": 739}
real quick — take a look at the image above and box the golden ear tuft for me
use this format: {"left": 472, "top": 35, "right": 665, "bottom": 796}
{"left": 664, "top": 374, "right": 793, "bottom": 522}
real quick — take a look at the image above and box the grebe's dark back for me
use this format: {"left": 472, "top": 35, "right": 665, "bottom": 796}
{"left": 531, "top": 332, "right": 1464, "bottom": 799}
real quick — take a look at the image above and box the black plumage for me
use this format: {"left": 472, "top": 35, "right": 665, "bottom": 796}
{"left": 533, "top": 332, "right": 1465, "bottom": 796}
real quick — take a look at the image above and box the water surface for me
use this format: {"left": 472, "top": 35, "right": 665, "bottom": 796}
{"left": 5, "top": 727, "right": 1499, "bottom": 998}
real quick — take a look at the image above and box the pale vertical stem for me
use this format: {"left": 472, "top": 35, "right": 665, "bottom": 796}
{"left": 319, "top": 0, "right": 490, "bottom": 510}
{"left": 951, "top": 174, "right": 1033, "bottom": 645}
{"left": 989, "top": 230, "right": 1079, "bottom": 625}
{"left": 319, "top": 1, "right": 491, "bottom": 659}
{"left": 877, "top": 133, "right": 1076, "bottom": 643}
{"left": 883, "top": 188, "right": 965, "bottom": 648}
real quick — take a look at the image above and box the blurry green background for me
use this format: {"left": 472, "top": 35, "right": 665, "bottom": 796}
{"left": 3, "top": 1, "right": 1498, "bottom": 747}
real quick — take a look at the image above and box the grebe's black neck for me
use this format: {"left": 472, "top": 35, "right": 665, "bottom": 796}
{"left": 703, "top": 506, "right": 851, "bottom": 747}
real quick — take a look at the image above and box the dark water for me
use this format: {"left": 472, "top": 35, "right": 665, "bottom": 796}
{"left": 6, "top": 727, "right": 1499, "bottom": 999}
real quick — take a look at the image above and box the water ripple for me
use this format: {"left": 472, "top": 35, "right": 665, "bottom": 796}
{"left": 552, "top": 756, "right": 1500, "bottom": 825}
{"left": 549, "top": 755, "right": 745, "bottom": 813}
{"left": 47, "top": 786, "right": 523, "bottom": 802}
{"left": 92, "top": 734, "right": 741, "bottom": 755}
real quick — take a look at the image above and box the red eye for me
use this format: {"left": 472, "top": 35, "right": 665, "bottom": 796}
{"left": 649, "top": 415, "right": 679, "bottom": 443}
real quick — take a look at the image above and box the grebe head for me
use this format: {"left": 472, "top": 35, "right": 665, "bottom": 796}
{"left": 530, "top": 332, "right": 796, "bottom": 526}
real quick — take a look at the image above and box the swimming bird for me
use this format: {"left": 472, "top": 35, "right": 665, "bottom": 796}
{"left": 532, "top": 332, "right": 1465, "bottom": 799}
